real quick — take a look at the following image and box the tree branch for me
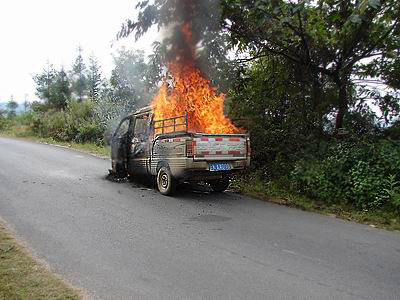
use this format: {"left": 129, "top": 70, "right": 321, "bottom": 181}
{"left": 344, "top": 19, "right": 399, "bottom": 71}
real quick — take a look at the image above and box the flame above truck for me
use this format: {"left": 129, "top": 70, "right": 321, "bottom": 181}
{"left": 151, "top": 23, "right": 239, "bottom": 135}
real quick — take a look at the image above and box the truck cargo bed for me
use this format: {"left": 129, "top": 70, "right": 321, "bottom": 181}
{"left": 192, "top": 133, "right": 248, "bottom": 161}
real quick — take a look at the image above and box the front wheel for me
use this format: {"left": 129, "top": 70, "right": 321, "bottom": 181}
{"left": 157, "top": 167, "right": 176, "bottom": 196}
{"left": 209, "top": 177, "right": 230, "bottom": 192}
{"left": 115, "top": 161, "right": 127, "bottom": 178}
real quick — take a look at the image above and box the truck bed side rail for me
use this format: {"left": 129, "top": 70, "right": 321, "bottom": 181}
{"left": 153, "top": 113, "right": 188, "bottom": 135}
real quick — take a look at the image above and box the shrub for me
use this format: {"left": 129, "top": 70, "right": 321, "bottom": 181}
{"left": 15, "top": 112, "right": 34, "bottom": 125}
{"left": 30, "top": 100, "right": 105, "bottom": 144}
{"left": 0, "top": 117, "right": 7, "bottom": 130}
{"left": 383, "top": 174, "right": 400, "bottom": 211}
{"left": 291, "top": 138, "right": 400, "bottom": 210}
{"left": 75, "top": 120, "right": 105, "bottom": 144}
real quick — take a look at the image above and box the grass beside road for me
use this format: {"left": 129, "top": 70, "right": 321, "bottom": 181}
{"left": 0, "top": 126, "right": 110, "bottom": 158}
{"left": 231, "top": 175, "right": 400, "bottom": 232}
{"left": 0, "top": 222, "right": 81, "bottom": 300}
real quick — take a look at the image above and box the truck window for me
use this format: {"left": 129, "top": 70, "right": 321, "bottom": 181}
{"left": 134, "top": 114, "right": 150, "bottom": 141}
{"left": 115, "top": 118, "right": 130, "bottom": 138}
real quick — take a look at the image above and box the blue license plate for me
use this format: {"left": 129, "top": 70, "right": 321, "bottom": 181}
{"left": 209, "top": 163, "right": 231, "bottom": 171}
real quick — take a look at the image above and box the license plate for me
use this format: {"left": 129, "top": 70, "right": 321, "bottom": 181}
{"left": 209, "top": 163, "right": 231, "bottom": 171}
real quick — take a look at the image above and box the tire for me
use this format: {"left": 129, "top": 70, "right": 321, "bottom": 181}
{"left": 157, "top": 166, "right": 177, "bottom": 196}
{"left": 210, "top": 177, "right": 230, "bottom": 192}
{"left": 115, "top": 161, "right": 127, "bottom": 178}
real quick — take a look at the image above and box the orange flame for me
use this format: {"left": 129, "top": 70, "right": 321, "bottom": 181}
{"left": 151, "top": 24, "right": 239, "bottom": 135}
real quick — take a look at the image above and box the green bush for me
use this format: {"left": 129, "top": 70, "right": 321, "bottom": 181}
{"left": 15, "top": 112, "right": 34, "bottom": 126}
{"left": 291, "top": 138, "right": 400, "bottom": 210}
{"left": 30, "top": 100, "right": 105, "bottom": 144}
{"left": 383, "top": 174, "right": 400, "bottom": 209}
{"left": 75, "top": 120, "right": 105, "bottom": 144}
{"left": 0, "top": 117, "right": 7, "bottom": 130}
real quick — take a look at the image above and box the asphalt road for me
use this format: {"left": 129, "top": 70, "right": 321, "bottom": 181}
{"left": 1, "top": 137, "right": 400, "bottom": 300}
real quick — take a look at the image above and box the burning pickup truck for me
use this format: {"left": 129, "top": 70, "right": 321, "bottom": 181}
{"left": 111, "top": 106, "right": 250, "bottom": 195}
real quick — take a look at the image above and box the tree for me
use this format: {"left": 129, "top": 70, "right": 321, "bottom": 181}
{"left": 0, "top": 107, "right": 6, "bottom": 130}
{"left": 23, "top": 100, "right": 30, "bottom": 113}
{"left": 52, "top": 68, "right": 71, "bottom": 108}
{"left": 118, "top": 0, "right": 237, "bottom": 93}
{"left": 109, "top": 48, "right": 154, "bottom": 110}
{"left": 70, "top": 46, "right": 88, "bottom": 102}
{"left": 221, "top": 0, "right": 400, "bottom": 130}
{"left": 93, "top": 49, "right": 158, "bottom": 129}
{"left": 33, "top": 63, "right": 57, "bottom": 105}
{"left": 23, "top": 94, "right": 30, "bottom": 113}
{"left": 122, "top": 0, "right": 400, "bottom": 131}
{"left": 356, "top": 51, "right": 400, "bottom": 126}
{"left": 7, "top": 95, "right": 18, "bottom": 118}
{"left": 87, "top": 54, "right": 103, "bottom": 101}
{"left": 33, "top": 66, "right": 71, "bottom": 109}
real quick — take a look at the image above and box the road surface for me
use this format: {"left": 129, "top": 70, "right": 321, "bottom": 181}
{"left": 0, "top": 137, "right": 400, "bottom": 299}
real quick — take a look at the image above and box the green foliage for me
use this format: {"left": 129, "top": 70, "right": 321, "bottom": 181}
{"left": 74, "top": 119, "right": 105, "bottom": 144}
{"left": 109, "top": 48, "right": 154, "bottom": 108}
{"left": 383, "top": 174, "right": 400, "bottom": 210}
{"left": 87, "top": 54, "right": 103, "bottom": 101}
{"left": 70, "top": 46, "right": 88, "bottom": 102}
{"left": 30, "top": 101, "right": 50, "bottom": 113}
{"left": 222, "top": 0, "right": 400, "bottom": 129}
{"left": 291, "top": 138, "right": 400, "bottom": 210}
{"left": 383, "top": 121, "right": 400, "bottom": 140}
{"left": 31, "top": 100, "right": 105, "bottom": 144}
{"left": 6, "top": 99, "right": 18, "bottom": 110}
{"left": 231, "top": 170, "right": 294, "bottom": 200}
{"left": 5, "top": 96, "right": 18, "bottom": 118}
{"left": 15, "top": 111, "right": 34, "bottom": 126}
{"left": 122, "top": 0, "right": 400, "bottom": 130}
{"left": 30, "top": 48, "right": 158, "bottom": 146}
{"left": 119, "top": 0, "right": 236, "bottom": 92}
{"left": 33, "top": 66, "right": 71, "bottom": 109}
{"left": 0, "top": 112, "right": 8, "bottom": 130}
{"left": 232, "top": 170, "right": 400, "bottom": 229}
{"left": 228, "top": 55, "right": 334, "bottom": 177}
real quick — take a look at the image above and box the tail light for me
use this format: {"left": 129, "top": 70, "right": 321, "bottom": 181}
{"left": 186, "top": 139, "right": 195, "bottom": 157}
{"left": 246, "top": 138, "right": 251, "bottom": 157}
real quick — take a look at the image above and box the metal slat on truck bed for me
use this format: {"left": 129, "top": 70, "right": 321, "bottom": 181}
{"left": 193, "top": 135, "right": 247, "bottom": 161}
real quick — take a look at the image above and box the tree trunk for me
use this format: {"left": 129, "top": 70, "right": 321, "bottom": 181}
{"left": 312, "top": 77, "right": 324, "bottom": 137}
{"left": 335, "top": 79, "right": 348, "bottom": 131}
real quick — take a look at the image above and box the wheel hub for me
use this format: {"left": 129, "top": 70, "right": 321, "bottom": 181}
{"left": 161, "top": 173, "right": 169, "bottom": 189}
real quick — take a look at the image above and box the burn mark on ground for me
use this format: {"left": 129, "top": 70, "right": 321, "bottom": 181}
{"left": 103, "top": 173, "right": 129, "bottom": 183}
{"left": 104, "top": 172, "right": 234, "bottom": 200}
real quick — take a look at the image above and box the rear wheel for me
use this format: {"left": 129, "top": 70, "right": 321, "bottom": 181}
{"left": 157, "top": 167, "right": 176, "bottom": 196}
{"left": 209, "top": 177, "right": 230, "bottom": 192}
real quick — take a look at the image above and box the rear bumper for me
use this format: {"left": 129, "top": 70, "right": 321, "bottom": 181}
{"left": 173, "top": 158, "right": 249, "bottom": 182}
{"left": 187, "top": 158, "right": 248, "bottom": 169}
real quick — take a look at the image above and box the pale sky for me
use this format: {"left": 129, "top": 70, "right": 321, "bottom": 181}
{"left": 0, "top": 0, "right": 155, "bottom": 103}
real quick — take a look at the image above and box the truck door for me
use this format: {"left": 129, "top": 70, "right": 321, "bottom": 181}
{"left": 129, "top": 113, "right": 152, "bottom": 174}
{"left": 111, "top": 117, "right": 131, "bottom": 164}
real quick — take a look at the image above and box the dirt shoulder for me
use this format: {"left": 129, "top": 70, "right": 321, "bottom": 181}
{"left": 0, "top": 220, "right": 84, "bottom": 300}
